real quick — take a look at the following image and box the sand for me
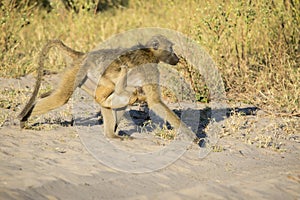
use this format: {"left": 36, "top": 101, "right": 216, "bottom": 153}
{"left": 0, "top": 76, "right": 299, "bottom": 200}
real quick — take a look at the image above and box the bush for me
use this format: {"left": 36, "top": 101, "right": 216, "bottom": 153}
{"left": 0, "top": 0, "right": 298, "bottom": 114}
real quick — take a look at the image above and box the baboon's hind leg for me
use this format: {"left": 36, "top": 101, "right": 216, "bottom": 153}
{"left": 20, "top": 84, "right": 74, "bottom": 128}
{"left": 30, "top": 88, "right": 72, "bottom": 116}
{"left": 30, "top": 67, "right": 78, "bottom": 117}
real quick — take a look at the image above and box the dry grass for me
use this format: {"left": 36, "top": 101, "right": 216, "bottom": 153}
{"left": 0, "top": 0, "right": 299, "bottom": 148}
{"left": 221, "top": 110, "right": 300, "bottom": 151}
{"left": 1, "top": 0, "right": 298, "bottom": 114}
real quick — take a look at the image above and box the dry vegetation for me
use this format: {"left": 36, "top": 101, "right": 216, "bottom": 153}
{"left": 0, "top": 0, "right": 299, "bottom": 149}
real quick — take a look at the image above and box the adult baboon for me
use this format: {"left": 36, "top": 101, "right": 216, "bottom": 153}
{"left": 19, "top": 35, "right": 194, "bottom": 138}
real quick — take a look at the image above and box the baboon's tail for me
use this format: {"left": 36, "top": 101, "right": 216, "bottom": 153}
{"left": 18, "top": 40, "right": 84, "bottom": 127}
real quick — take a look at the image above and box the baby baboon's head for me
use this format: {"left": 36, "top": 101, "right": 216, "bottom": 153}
{"left": 146, "top": 35, "right": 179, "bottom": 65}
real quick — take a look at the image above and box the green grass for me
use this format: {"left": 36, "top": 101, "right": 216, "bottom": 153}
{"left": 1, "top": 0, "right": 299, "bottom": 115}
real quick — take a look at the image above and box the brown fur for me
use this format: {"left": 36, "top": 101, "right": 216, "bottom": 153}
{"left": 18, "top": 35, "right": 193, "bottom": 139}
{"left": 18, "top": 40, "right": 85, "bottom": 127}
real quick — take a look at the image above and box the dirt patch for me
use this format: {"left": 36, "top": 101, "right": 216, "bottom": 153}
{"left": 0, "top": 76, "right": 299, "bottom": 199}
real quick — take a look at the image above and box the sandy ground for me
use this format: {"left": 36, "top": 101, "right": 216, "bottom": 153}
{"left": 0, "top": 76, "right": 299, "bottom": 200}
{"left": 0, "top": 124, "right": 299, "bottom": 200}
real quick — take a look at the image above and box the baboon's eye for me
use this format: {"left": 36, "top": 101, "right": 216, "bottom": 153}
{"left": 152, "top": 40, "right": 159, "bottom": 50}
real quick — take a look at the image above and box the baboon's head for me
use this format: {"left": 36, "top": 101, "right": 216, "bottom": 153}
{"left": 146, "top": 35, "right": 179, "bottom": 65}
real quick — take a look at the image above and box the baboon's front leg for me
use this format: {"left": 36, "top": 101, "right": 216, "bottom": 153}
{"left": 142, "top": 84, "right": 194, "bottom": 138}
{"left": 142, "top": 84, "right": 181, "bottom": 128}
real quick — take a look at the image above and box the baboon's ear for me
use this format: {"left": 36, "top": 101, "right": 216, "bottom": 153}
{"left": 152, "top": 39, "right": 159, "bottom": 50}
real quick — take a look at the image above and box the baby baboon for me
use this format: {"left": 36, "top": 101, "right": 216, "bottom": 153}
{"left": 19, "top": 35, "right": 193, "bottom": 138}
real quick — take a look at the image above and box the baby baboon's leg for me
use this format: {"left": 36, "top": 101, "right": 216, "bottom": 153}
{"left": 80, "top": 75, "right": 140, "bottom": 106}
{"left": 30, "top": 66, "right": 78, "bottom": 116}
{"left": 94, "top": 78, "right": 115, "bottom": 107}
{"left": 136, "top": 95, "right": 147, "bottom": 103}
{"left": 96, "top": 66, "right": 136, "bottom": 109}
{"left": 106, "top": 65, "right": 132, "bottom": 108}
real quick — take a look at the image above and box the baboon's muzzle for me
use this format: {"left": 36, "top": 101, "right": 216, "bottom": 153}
{"left": 169, "top": 54, "right": 179, "bottom": 65}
